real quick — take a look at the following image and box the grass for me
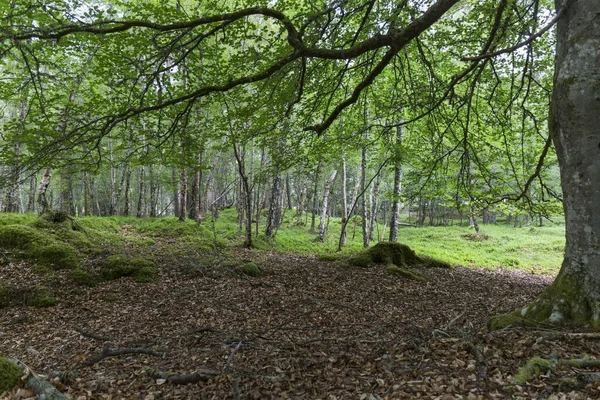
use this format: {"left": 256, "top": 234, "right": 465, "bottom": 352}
{"left": 0, "top": 209, "right": 566, "bottom": 277}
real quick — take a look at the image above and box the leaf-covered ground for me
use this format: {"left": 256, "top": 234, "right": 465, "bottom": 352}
{"left": 1, "top": 245, "right": 599, "bottom": 399}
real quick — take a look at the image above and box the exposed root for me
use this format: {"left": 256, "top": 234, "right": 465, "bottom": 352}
{"left": 9, "top": 359, "right": 69, "bottom": 400}
{"left": 515, "top": 356, "right": 600, "bottom": 385}
{"left": 82, "top": 343, "right": 164, "bottom": 366}
{"left": 147, "top": 368, "right": 220, "bottom": 385}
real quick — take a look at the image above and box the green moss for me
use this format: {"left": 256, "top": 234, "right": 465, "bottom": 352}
{"left": 386, "top": 264, "right": 426, "bottom": 281}
{"left": 488, "top": 312, "right": 537, "bottom": 331}
{"left": 0, "top": 357, "right": 22, "bottom": 391}
{"left": 28, "top": 287, "right": 57, "bottom": 307}
{"left": 514, "top": 357, "right": 556, "bottom": 385}
{"left": 129, "top": 258, "right": 158, "bottom": 283}
{"left": 347, "top": 253, "right": 372, "bottom": 268}
{"left": 27, "top": 242, "right": 79, "bottom": 270}
{"left": 72, "top": 268, "right": 99, "bottom": 287}
{"left": 239, "top": 262, "right": 261, "bottom": 277}
{"left": 419, "top": 256, "right": 452, "bottom": 269}
{"left": 102, "top": 255, "right": 157, "bottom": 282}
{"left": 369, "top": 242, "right": 420, "bottom": 267}
{"left": 316, "top": 254, "right": 339, "bottom": 262}
{"left": 0, "top": 225, "right": 48, "bottom": 250}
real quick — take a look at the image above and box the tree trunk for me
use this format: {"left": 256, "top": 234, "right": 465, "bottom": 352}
{"left": 27, "top": 174, "right": 37, "bottom": 213}
{"left": 339, "top": 158, "right": 349, "bottom": 248}
{"left": 137, "top": 166, "right": 146, "bottom": 218}
{"left": 310, "top": 160, "right": 322, "bottom": 233}
{"left": 192, "top": 170, "right": 202, "bottom": 223}
{"left": 318, "top": 170, "right": 338, "bottom": 242}
{"left": 494, "top": 0, "right": 600, "bottom": 327}
{"left": 179, "top": 168, "right": 188, "bottom": 221}
{"left": 265, "top": 174, "right": 282, "bottom": 238}
{"left": 389, "top": 124, "right": 404, "bottom": 241}
{"left": 37, "top": 168, "right": 52, "bottom": 212}
{"left": 368, "top": 174, "right": 380, "bottom": 242}
{"left": 123, "top": 168, "right": 131, "bottom": 216}
{"left": 360, "top": 145, "right": 368, "bottom": 248}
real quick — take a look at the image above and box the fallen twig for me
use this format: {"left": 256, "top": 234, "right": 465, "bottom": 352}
{"left": 83, "top": 343, "right": 164, "bottom": 366}
{"left": 74, "top": 326, "right": 113, "bottom": 341}
{"left": 148, "top": 368, "right": 220, "bottom": 385}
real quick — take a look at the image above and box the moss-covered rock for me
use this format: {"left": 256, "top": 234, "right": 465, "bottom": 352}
{"left": 0, "top": 357, "right": 22, "bottom": 392}
{"left": 129, "top": 258, "right": 158, "bottom": 283}
{"left": 28, "top": 242, "right": 79, "bottom": 270}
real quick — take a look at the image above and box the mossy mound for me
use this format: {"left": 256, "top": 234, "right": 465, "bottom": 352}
{"left": 28, "top": 287, "right": 57, "bottom": 307}
{"left": 0, "top": 225, "right": 49, "bottom": 250}
{"left": 239, "top": 262, "right": 261, "bottom": 277}
{"left": 71, "top": 268, "right": 99, "bottom": 287}
{"left": 0, "top": 285, "right": 57, "bottom": 308}
{"left": 27, "top": 243, "right": 79, "bottom": 270}
{"left": 101, "top": 255, "right": 158, "bottom": 283}
{"left": 346, "top": 242, "right": 451, "bottom": 271}
{"left": 514, "top": 357, "right": 556, "bottom": 385}
{"left": 369, "top": 242, "right": 420, "bottom": 267}
{"left": 0, "top": 357, "right": 21, "bottom": 392}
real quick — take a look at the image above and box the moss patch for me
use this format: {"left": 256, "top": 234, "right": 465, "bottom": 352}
{"left": 72, "top": 268, "right": 99, "bottom": 287}
{"left": 369, "top": 242, "right": 420, "bottom": 266}
{"left": 0, "top": 225, "right": 48, "bottom": 250}
{"left": 27, "top": 242, "right": 79, "bottom": 270}
{"left": 239, "top": 262, "right": 261, "bottom": 277}
{"left": 386, "top": 264, "right": 426, "bottom": 281}
{"left": 0, "top": 357, "right": 22, "bottom": 392}
{"left": 28, "top": 287, "right": 57, "bottom": 307}
{"left": 514, "top": 357, "right": 556, "bottom": 385}
{"left": 347, "top": 253, "right": 372, "bottom": 268}
{"left": 102, "top": 255, "right": 157, "bottom": 283}
{"left": 488, "top": 312, "right": 538, "bottom": 331}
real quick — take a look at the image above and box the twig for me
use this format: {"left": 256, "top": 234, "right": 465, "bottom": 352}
{"left": 148, "top": 368, "right": 220, "bottom": 385}
{"left": 83, "top": 343, "right": 164, "bottom": 366}
{"left": 74, "top": 326, "right": 113, "bottom": 341}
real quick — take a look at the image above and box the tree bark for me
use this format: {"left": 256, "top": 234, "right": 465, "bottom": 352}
{"left": 318, "top": 170, "right": 338, "bottom": 242}
{"left": 37, "top": 168, "right": 52, "bottom": 212}
{"left": 496, "top": 0, "right": 600, "bottom": 327}
{"left": 389, "top": 123, "right": 404, "bottom": 242}
{"left": 360, "top": 145, "right": 368, "bottom": 248}
{"left": 339, "top": 157, "right": 349, "bottom": 248}
{"left": 266, "top": 174, "right": 282, "bottom": 238}
{"left": 179, "top": 168, "right": 188, "bottom": 221}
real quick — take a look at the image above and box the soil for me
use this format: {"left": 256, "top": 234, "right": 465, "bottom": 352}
{"left": 1, "top": 247, "right": 599, "bottom": 399}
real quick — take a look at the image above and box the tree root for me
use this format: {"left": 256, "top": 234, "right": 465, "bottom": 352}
{"left": 515, "top": 356, "right": 600, "bottom": 385}
{"left": 74, "top": 326, "right": 113, "bottom": 341}
{"left": 147, "top": 368, "right": 220, "bottom": 384}
{"left": 82, "top": 343, "right": 164, "bottom": 366}
{"left": 9, "top": 359, "right": 69, "bottom": 400}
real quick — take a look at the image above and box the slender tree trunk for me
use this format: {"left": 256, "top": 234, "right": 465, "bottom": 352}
{"left": 27, "top": 174, "right": 37, "bottom": 213}
{"left": 510, "top": 0, "right": 600, "bottom": 327}
{"left": 266, "top": 174, "right": 282, "bottom": 238}
{"left": 37, "top": 168, "right": 52, "bottom": 212}
{"left": 192, "top": 170, "right": 202, "bottom": 223}
{"left": 360, "top": 145, "right": 368, "bottom": 248}
{"left": 310, "top": 160, "right": 322, "bottom": 233}
{"left": 368, "top": 174, "right": 380, "bottom": 242}
{"left": 137, "top": 166, "right": 146, "bottom": 218}
{"left": 233, "top": 142, "right": 253, "bottom": 248}
{"left": 285, "top": 173, "right": 293, "bottom": 210}
{"left": 339, "top": 158, "right": 349, "bottom": 248}
{"left": 389, "top": 124, "right": 404, "bottom": 242}
{"left": 179, "top": 168, "right": 188, "bottom": 221}
{"left": 319, "top": 170, "right": 338, "bottom": 242}
{"left": 123, "top": 168, "right": 131, "bottom": 216}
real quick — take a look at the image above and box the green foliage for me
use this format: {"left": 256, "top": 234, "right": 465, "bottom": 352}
{"left": 0, "top": 357, "right": 21, "bottom": 392}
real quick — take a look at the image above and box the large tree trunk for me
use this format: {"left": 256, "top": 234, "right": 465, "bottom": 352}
{"left": 493, "top": 0, "right": 600, "bottom": 328}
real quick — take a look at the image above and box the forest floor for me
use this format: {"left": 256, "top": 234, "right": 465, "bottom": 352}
{"left": 2, "top": 235, "right": 600, "bottom": 400}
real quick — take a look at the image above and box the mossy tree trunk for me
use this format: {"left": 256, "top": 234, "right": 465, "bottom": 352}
{"left": 495, "top": 0, "right": 600, "bottom": 328}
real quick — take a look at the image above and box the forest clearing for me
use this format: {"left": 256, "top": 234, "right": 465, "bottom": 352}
{"left": 1, "top": 0, "right": 600, "bottom": 398}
